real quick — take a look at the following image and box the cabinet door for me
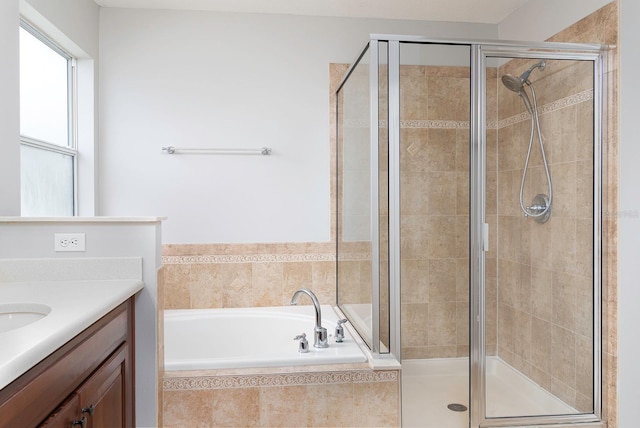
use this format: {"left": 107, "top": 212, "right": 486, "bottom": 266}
{"left": 39, "top": 395, "right": 81, "bottom": 428}
{"left": 77, "top": 344, "right": 129, "bottom": 428}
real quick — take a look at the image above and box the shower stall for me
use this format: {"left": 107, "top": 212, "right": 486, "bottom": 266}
{"left": 335, "top": 35, "right": 606, "bottom": 427}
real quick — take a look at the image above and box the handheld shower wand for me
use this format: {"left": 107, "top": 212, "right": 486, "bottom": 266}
{"left": 519, "top": 61, "right": 546, "bottom": 82}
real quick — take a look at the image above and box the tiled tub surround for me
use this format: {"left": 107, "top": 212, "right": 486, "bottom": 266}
{"left": 160, "top": 243, "right": 400, "bottom": 427}
{"left": 163, "top": 367, "right": 400, "bottom": 427}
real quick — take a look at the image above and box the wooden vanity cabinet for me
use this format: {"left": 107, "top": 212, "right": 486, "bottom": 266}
{"left": 75, "top": 343, "right": 129, "bottom": 428}
{"left": 39, "top": 396, "right": 81, "bottom": 428}
{"left": 0, "top": 298, "right": 135, "bottom": 428}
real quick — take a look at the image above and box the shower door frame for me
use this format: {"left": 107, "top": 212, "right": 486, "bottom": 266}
{"left": 470, "top": 44, "right": 605, "bottom": 427}
{"left": 337, "top": 34, "right": 607, "bottom": 427}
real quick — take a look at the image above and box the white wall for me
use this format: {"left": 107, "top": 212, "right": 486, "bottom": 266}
{"left": 498, "top": 0, "right": 613, "bottom": 40}
{"left": 98, "top": 9, "right": 496, "bottom": 244}
{"left": 617, "top": 0, "right": 640, "bottom": 425}
{"left": 20, "top": 0, "right": 99, "bottom": 58}
{"left": 0, "top": 0, "right": 20, "bottom": 216}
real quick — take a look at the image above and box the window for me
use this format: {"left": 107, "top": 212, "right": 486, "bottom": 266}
{"left": 19, "top": 20, "right": 76, "bottom": 216}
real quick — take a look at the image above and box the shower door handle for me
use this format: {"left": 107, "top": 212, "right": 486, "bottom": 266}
{"left": 482, "top": 223, "right": 489, "bottom": 252}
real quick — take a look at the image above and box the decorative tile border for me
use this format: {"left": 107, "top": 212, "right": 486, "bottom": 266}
{"left": 163, "top": 253, "right": 333, "bottom": 264}
{"left": 497, "top": 88, "right": 593, "bottom": 129}
{"left": 337, "top": 252, "right": 372, "bottom": 261}
{"left": 344, "top": 119, "right": 470, "bottom": 129}
{"left": 163, "top": 252, "right": 371, "bottom": 264}
{"left": 342, "top": 89, "right": 593, "bottom": 131}
{"left": 163, "top": 370, "right": 399, "bottom": 391}
{"left": 398, "top": 120, "right": 469, "bottom": 129}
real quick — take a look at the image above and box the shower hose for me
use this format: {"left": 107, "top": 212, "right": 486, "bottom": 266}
{"left": 519, "top": 81, "right": 553, "bottom": 219}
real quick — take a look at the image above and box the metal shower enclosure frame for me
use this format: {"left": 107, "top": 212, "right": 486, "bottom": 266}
{"left": 336, "top": 34, "right": 607, "bottom": 428}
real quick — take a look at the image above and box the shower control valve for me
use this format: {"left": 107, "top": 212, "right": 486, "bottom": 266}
{"left": 335, "top": 319, "right": 348, "bottom": 343}
{"left": 294, "top": 333, "right": 310, "bottom": 353}
{"left": 525, "top": 193, "right": 551, "bottom": 224}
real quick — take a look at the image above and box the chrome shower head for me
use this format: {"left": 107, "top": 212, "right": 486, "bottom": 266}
{"left": 500, "top": 61, "right": 546, "bottom": 114}
{"left": 501, "top": 74, "right": 533, "bottom": 114}
{"left": 501, "top": 73, "right": 525, "bottom": 92}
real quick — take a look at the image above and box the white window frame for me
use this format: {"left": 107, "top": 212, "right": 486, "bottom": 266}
{"left": 20, "top": 19, "right": 78, "bottom": 216}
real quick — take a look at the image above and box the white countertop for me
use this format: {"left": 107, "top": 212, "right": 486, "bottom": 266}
{"left": 0, "top": 280, "right": 143, "bottom": 390}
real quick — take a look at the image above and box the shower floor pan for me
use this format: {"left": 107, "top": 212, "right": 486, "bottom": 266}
{"left": 402, "top": 357, "right": 575, "bottom": 428}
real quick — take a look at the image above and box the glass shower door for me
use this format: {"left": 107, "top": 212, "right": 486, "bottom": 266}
{"left": 475, "top": 46, "right": 603, "bottom": 425}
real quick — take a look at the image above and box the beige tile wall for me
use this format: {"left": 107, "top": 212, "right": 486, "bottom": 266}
{"left": 496, "top": 59, "right": 595, "bottom": 411}
{"left": 397, "top": 65, "right": 499, "bottom": 359}
{"left": 162, "top": 243, "right": 341, "bottom": 309}
{"left": 494, "top": 2, "right": 618, "bottom": 416}
{"left": 399, "top": 65, "right": 468, "bottom": 359}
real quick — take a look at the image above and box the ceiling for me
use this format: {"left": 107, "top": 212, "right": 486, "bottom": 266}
{"left": 93, "top": 0, "right": 530, "bottom": 24}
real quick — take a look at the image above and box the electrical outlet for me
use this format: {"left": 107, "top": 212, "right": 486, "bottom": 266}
{"left": 54, "top": 233, "right": 86, "bottom": 252}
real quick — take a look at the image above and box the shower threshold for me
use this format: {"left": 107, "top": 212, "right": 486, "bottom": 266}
{"left": 402, "top": 356, "right": 575, "bottom": 428}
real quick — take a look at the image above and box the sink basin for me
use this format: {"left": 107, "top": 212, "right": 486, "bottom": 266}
{"left": 0, "top": 303, "right": 52, "bottom": 334}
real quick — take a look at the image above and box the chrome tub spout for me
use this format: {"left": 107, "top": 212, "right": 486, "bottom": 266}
{"left": 290, "top": 288, "right": 328, "bottom": 348}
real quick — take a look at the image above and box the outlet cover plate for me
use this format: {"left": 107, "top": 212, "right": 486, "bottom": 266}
{"left": 54, "top": 233, "right": 86, "bottom": 252}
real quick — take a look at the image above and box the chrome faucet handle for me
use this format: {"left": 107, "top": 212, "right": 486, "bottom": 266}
{"left": 294, "top": 333, "right": 309, "bottom": 353}
{"left": 335, "top": 319, "right": 348, "bottom": 343}
{"left": 525, "top": 204, "right": 546, "bottom": 212}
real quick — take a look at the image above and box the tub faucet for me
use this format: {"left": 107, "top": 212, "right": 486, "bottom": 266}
{"left": 290, "top": 288, "right": 328, "bottom": 348}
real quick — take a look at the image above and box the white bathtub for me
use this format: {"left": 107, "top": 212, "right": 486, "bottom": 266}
{"left": 164, "top": 305, "right": 368, "bottom": 371}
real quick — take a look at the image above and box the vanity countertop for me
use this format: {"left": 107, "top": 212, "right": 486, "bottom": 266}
{"left": 0, "top": 279, "right": 143, "bottom": 390}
